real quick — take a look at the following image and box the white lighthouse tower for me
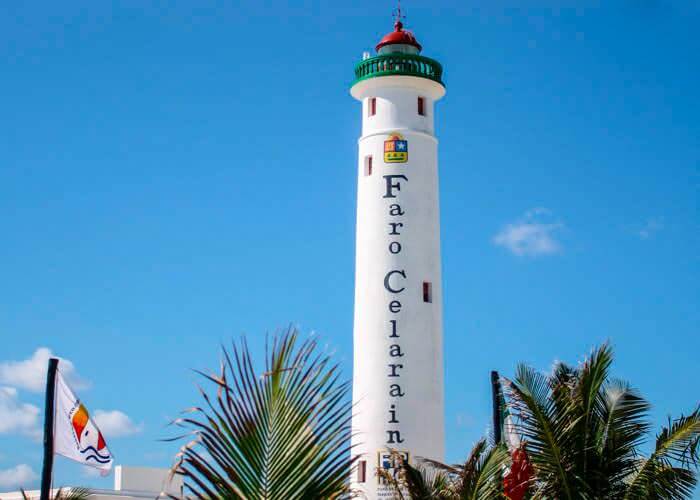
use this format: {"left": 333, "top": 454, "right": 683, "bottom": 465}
{"left": 350, "top": 12, "right": 446, "bottom": 498}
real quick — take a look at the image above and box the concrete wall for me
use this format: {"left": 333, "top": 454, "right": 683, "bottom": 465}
{"left": 114, "top": 466, "right": 182, "bottom": 496}
{"left": 0, "top": 466, "right": 183, "bottom": 500}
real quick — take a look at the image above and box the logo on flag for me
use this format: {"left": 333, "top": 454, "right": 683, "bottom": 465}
{"left": 54, "top": 370, "right": 113, "bottom": 471}
{"left": 384, "top": 133, "right": 408, "bottom": 163}
{"left": 70, "top": 404, "right": 110, "bottom": 464}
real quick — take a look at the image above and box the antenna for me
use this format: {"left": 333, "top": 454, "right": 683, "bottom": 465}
{"left": 393, "top": 0, "right": 406, "bottom": 30}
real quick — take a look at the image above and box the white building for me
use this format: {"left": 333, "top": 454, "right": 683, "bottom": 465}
{"left": 350, "top": 15, "right": 447, "bottom": 499}
{"left": 0, "top": 466, "right": 182, "bottom": 500}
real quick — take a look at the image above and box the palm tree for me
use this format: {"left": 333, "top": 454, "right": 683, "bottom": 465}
{"left": 167, "top": 327, "right": 356, "bottom": 499}
{"left": 503, "top": 343, "right": 700, "bottom": 499}
{"left": 381, "top": 438, "right": 509, "bottom": 499}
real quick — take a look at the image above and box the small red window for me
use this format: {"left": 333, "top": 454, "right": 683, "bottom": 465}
{"left": 423, "top": 282, "right": 433, "bottom": 303}
{"left": 368, "top": 97, "right": 377, "bottom": 116}
{"left": 358, "top": 460, "right": 367, "bottom": 483}
{"left": 364, "top": 155, "right": 373, "bottom": 176}
{"left": 418, "top": 97, "right": 425, "bottom": 116}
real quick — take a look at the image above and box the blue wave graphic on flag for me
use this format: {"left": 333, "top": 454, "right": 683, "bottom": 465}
{"left": 80, "top": 445, "right": 111, "bottom": 463}
{"left": 84, "top": 454, "right": 112, "bottom": 464}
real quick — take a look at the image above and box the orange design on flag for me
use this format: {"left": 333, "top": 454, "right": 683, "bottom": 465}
{"left": 72, "top": 404, "right": 106, "bottom": 450}
{"left": 72, "top": 404, "right": 89, "bottom": 439}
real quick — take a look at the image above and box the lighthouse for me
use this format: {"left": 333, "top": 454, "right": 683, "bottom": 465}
{"left": 350, "top": 11, "right": 446, "bottom": 498}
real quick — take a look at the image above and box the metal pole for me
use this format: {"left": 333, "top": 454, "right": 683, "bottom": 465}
{"left": 39, "top": 358, "right": 59, "bottom": 500}
{"left": 491, "top": 370, "right": 502, "bottom": 444}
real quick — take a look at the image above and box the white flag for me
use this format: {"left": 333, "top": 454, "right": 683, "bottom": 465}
{"left": 54, "top": 369, "right": 113, "bottom": 471}
{"left": 503, "top": 411, "right": 521, "bottom": 452}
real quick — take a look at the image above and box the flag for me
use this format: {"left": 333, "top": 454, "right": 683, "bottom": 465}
{"left": 503, "top": 407, "right": 521, "bottom": 452}
{"left": 53, "top": 369, "right": 113, "bottom": 471}
{"left": 495, "top": 375, "right": 532, "bottom": 500}
{"left": 504, "top": 444, "right": 533, "bottom": 500}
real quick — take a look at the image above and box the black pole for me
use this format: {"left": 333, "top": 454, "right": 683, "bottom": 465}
{"left": 491, "top": 370, "right": 502, "bottom": 445}
{"left": 40, "top": 358, "right": 59, "bottom": 500}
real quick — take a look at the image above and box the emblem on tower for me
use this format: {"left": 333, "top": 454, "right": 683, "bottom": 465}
{"left": 384, "top": 133, "right": 408, "bottom": 163}
{"left": 378, "top": 450, "right": 410, "bottom": 485}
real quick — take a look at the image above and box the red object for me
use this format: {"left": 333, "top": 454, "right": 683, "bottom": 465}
{"left": 376, "top": 20, "right": 422, "bottom": 52}
{"left": 97, "top": 431, "right": 106, "bottom": 451}
{"left": 357, "top": 460, "right": 367, "bottom": 483}
{"left": 504, "top": 445, "right": 533, "bottom": 500}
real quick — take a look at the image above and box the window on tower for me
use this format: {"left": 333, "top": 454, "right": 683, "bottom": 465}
{"left": 357, "top": 461, "right": 367, "bottom": 483}
{"left": 364, "top": 155, "right": 373, "bottom": 176}
{"left": 368, "top": 97, "right": 377, "bottom": 117}
{"left": 423, "top": 282, "right": 433, "bottom": 303}
{"left": 418, "top": 96, "right": 426, "bottom": 116}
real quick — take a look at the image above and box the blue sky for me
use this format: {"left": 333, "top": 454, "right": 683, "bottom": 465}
{"left": 1, "top": 0, "right": 699, "bottom": 492}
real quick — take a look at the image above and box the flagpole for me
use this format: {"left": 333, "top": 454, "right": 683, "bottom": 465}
{"left": 491, "top": 370, "right": 502, "bottom": 445}
{"left": 40, "top": 358, "right": 59, "bottom": 500}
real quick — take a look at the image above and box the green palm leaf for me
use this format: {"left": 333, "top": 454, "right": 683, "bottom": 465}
{"left": 596, "top": 379, "right": 651, "bottom": 493}
{"left": 624, "top": 408, "right": 700, "bottom": 499}
{"left": 378, "top": 451, "right": 453, "bottom": 500}
{"left": 451, "top": 439, "right": 509, "bottom": 500}
{"left": 21, "top": 487, "right": 91, "bottom": 500}
{"left": 504, "top": 365, "right": 576, "bottom": 499}
{"left": 503, "top": 344, "right": 699, "bottom": 499}
{"left": 382, "top": 438, "right": 509, "bottom": 500}
{"left": 168, "top": 327, "right": 356, "bottom": 499}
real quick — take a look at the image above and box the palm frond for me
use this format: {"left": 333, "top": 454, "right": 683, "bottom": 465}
{"left": 20, "top": 487, "right": 92, "bottom": 500}
{"left": 378, "top": 451, "right": 453, "bottom": 499}
{"left": 169, "top": 326, "right": 356, "bottom": 499}
{"left": 504, "top": 365, "right": 575, "bottom": 500}
{"left": 384, "top": 439, "right": 509, "bottom": 500}
{"left": 624, "top": 407, "right": 700, "bottom": 499}
{"left": 462, "top": 441, "right": 510, "bottom": 500}
{"left": 505, "top": 344, "right": 699, "bottom": 499}
{"left": 594, "top": 379, "right": 651, "bottom": 492}
{"left": 57, "top": 487, "right": 91, "bottom": 500}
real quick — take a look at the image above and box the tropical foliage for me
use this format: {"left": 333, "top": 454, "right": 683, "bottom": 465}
{"left": 504, "top": 343, "right": 700, "bottom": 499}
{"left": 167, "top": 327, "right": 356, "bottom": 499}
{"left": 20, "top": 487, "right": 90, "bottom": 500}
{"left": 385, "top": 343, "right": 700, "bottom": 499}
{"left": 166, "top": 331, "right": 699, "bottom": 499}
{"left": 380, "top": 438, "right": 509, "bottom": 499}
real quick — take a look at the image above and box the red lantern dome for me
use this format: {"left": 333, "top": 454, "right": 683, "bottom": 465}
{"left": 376, "top": 20, "right": 422, "bottom": 52}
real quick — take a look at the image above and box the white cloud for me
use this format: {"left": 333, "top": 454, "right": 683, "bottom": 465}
{"left": 0, "top": 387, "right": 41, "bottom": 439}
{"left": 493, "top": 209, "right": 564, "bottom": 257}
{"left": 94, "top": 410, "right": 143, "bottom": 438}
{"left": 637, "top": 217, "right": 664, "bottom": 239}
{"left": 0, "top": 464, "right": 39, "bottom": 489}
{"left": 0, "top": 348, "right": 88, "bottom": 393}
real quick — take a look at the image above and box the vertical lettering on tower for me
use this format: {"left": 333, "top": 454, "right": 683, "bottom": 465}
{"left": 382, "top": 132, "right": 409, "bottom": 451}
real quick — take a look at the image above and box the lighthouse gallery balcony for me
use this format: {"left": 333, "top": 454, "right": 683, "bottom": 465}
{"left": 353, "top": 53, "right": 444, "bottom": 86}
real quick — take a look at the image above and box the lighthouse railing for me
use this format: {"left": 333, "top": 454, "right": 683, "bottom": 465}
{"left": 353, "top": 53, "right": 444, "bottom": 86}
